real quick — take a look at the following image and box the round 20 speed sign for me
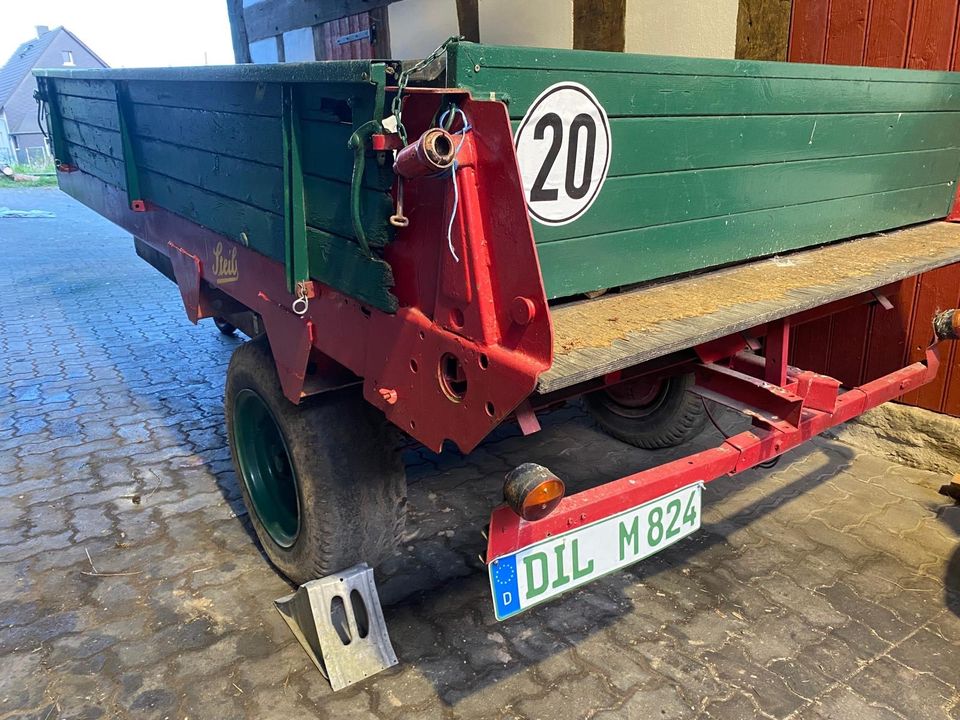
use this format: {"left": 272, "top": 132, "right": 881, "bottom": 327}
{"left": 514, "top": 82, "right": 612, "bottom": 226}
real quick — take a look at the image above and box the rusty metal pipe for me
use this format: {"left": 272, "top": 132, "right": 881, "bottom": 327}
{"left": 393, "top": 127, "right": 457, "bottom": 179}
{"left": 934, "top": 309, "right": 960, "bottom": 341}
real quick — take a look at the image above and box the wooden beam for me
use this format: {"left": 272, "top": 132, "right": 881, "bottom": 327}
{"left": 226, "top": 0, "right": 252, "bottom": 63}
{"left": 573, "top": 0, "right": 625, "bottom": 52}
{"left": 736, "top": 0, "right": 793, "bottom": 61}
{"left": 456, "top": 0, "right": 480, "bottom": 43}
{"left": 244, "top": 0, "right": 399, "bottom": 43}
{"left": 371, "top": 6, "right": 391, "bottom": 57}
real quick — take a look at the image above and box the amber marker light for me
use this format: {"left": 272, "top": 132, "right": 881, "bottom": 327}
{"left": 503, "top": 463, "right": 566, "bottom": 522}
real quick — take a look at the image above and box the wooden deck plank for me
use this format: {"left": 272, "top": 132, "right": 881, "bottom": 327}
{"left": 538, "top": 221, "right": 960, "bottom": 393}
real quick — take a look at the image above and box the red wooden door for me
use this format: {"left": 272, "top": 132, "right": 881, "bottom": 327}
{"left": 787, "top": 0, "right": 960, "bottom": 417}
{"left": 313, "top": 9, "right": 388, "bottom": 60}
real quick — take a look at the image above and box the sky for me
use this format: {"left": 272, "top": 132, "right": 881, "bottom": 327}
{"left": 0, "top": 0, "right": 236, "bottom": 68}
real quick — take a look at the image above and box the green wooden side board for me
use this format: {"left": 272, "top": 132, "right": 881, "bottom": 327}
{"left": 448, "top": 43, "right": 960, "bottom": 299}
{"left": 36, "top": 63, "right": 399, "bottom": 312}
{"left": 36, "top": 42, "right": 960, "bottom": 308}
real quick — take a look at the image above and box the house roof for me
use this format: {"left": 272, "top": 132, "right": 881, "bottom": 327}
{"left": 0, "top": 28, "right": 60, "bottom": 109}
{"left": 0, "top": 27, "right": 108, "bottom": 110}
{"left": 11, "top": 111, "right": 42, "bottom": 135}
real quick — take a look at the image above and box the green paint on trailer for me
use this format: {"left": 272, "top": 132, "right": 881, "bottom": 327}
{"left": 139, "top": 168, "right": 285, "bottom": 260}
{"left": 232, "top": 388, "right": 301, "bottom": 548}
{"left": 130, "top": 103, "right": 281, "bottom": 165}
{"left": 57, "top": 94, "right": 121, "bottom": 132}
{"left": 307, "top": 228, "right": 398, "bottom": 312}
{"left": 60, "top": 121, "right": 123, "bottom": 175}
{"left": 303, "top": 175, "right": 394, "bottom": 247}
{"left": 41, "top": 63, "right": 398, "bottom": 308}
{"left": 533, "top": 148, "right": 960, "bottom": 244}
{"left": 447, "top": 42, "right": 960, "bottom": 298}
{"left": 115, "top": 83, "right": 143, "bottom": 207}
{"left": 63, "top": 143, "right": 124, "bottom": 189}
{"left": 47, "top": 76, "right": 118, "bottom": 101}
{"left": 575, "top": 113, "right": 960, "bottom": 177}
{"left": 36, "top": 59, "right": 399, "bottom": 84}
{"left": 125, "top": 80, "right": 283, "bottom": 117}
{"left": 37, "top": 42, "right": 960, "bottom": 308}
{"left": 300, "top": 119, "right": 394, "bottom": 193}
{"left": 282, "top": 84, "right": 309, "bottom": 292}
{"left": 136, "top": 137, "right": 284, "bottom": 213}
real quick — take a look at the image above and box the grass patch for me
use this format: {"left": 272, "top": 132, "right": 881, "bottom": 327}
{"left": 2, "top": 162, "right": 59, "bottom": 187}
{"left": 13, "top": 162, "right": 55, "bottom": 175}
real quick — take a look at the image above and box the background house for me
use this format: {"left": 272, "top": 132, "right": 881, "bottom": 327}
{"left": 0, "top": 25, "right": 108, "bottom": 165}
{"left": 226, "top": 0, "right": 741, "bottom": 64}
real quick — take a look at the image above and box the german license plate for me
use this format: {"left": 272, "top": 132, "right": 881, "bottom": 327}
{"left": 489, "top": 482, "right": 702, "bottom": 620}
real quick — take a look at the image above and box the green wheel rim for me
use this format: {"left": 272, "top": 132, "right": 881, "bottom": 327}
{"left": 233, "top": 389, "right": 301, "bottom": 548}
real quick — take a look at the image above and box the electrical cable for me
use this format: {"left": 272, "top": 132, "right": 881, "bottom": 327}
{"left": 437, "top": 106, "right": 471, "bottom": 264}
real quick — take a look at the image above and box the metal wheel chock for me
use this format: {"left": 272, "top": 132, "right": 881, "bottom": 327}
{"left": 274, "top": 563, "right": 398, "bottom": 691}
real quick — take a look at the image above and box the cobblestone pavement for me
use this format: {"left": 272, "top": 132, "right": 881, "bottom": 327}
{"left": 1, "top": 186, "right": 959, "bottom": 720}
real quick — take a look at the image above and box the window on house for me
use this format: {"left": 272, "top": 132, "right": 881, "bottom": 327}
{"left": 62, "top": 50, "right": 74, "bottom": 66}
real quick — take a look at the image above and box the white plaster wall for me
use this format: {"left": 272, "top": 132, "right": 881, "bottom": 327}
{"left": 624, "top": 0, "right": 738, "bottom": 58}
{"left": 388, "top": 0, "right": 462, "bottom": 59}
{"left": 249, "top": 37, "right": 279, "bottom": 63}
{"left": 478, "top": 0, "right": 573, "bottom": 48}
{"left": 282, "top": 27, "right": 315, "bottom": 62}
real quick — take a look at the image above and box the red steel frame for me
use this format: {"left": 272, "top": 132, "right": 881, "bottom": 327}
{"left": 485, "top": 316, "right": 943, "bottom": 562}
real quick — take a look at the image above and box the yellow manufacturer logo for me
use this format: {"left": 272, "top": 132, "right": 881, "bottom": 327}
{"left": 213, "top": 241, "right": 239, "bottom": 284}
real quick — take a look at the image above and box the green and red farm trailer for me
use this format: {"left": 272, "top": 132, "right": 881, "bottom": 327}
{"left": 35, "top": 41, "right": 960, "bottom": 621}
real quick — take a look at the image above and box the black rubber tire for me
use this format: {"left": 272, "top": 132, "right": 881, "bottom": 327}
{"left": 225, "top": 336, "right": 406, "bottom": 585}
{"left": 214, "top": 317, "right": 238, "bottom": 336}
{"left": 584, "top": 373, "right": 708, "bottom": 450}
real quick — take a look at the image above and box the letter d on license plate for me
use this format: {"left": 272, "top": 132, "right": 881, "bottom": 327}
{"left": 489, "top": 483, "right": 702, "bottom": 620}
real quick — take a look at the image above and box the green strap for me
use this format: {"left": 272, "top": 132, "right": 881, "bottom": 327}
{"left": 346, "top": 62, "right": 389, "bottom": 257}
{"left": 281, "top": 84, "right": 308, "bottom": 293}
{"left": 347, "top": 119, "right": 381, "bottom": 257}
{"left": 114, "top": 82, "right": 142, "bottom": 205}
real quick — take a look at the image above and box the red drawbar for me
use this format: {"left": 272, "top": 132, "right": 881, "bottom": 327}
{"left": 486, "top": 345, "right": 941, "bottom": 562}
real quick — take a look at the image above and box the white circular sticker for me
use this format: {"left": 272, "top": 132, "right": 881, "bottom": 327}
{"left": 515, "top": 82, "right": 612, "bottom": 226}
